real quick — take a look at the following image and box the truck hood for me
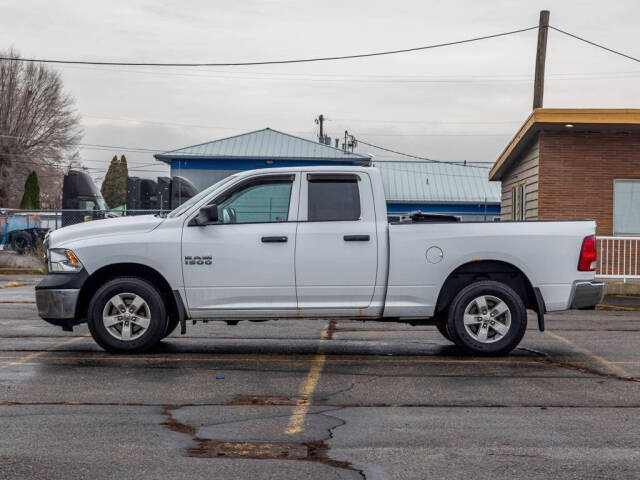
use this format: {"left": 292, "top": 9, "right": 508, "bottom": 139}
{"left": 48, "top": 215, "right": 164, "bottom": 248}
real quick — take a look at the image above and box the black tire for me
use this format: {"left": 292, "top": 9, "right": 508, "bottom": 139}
{"left": 436, "top": 323, "right": 452, "bottom": 342}
{"left": 11, "top": 231, "right": 31, "bottom": 254}
{"left": 446, "top": 280, "right": 527, "bottom": 356}
{"left": 87, "top": 277, "right": 168, "bottom": 353}
{"left": 163, "top": 316, "right": 180, "bottom": 338}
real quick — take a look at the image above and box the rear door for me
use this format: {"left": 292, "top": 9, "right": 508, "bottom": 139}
{"left": 295, "top": 172, "right": 378, "bottom": 311}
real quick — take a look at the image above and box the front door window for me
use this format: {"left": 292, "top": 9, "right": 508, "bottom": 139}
{"left": 215, "top": 179, "right": 293, "bottom": 224}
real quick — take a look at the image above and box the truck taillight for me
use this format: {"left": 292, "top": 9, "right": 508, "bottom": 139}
{"left": 578, "top": 235, "right": 597, "bottom": 271}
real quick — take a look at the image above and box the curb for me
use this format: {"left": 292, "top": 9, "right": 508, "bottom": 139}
{"left": 0, "top": 269, "right": 45, "bottom": 275}
{"left": 596, "top": 304, "right": 640, "bottom": 312}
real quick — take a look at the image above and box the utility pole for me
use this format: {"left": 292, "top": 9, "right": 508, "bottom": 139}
{"left": 315, "top": 114, "right": 325, "bottom": 141}
{"left": 533, "top": 10, "right": 550, "bottom": 110}
{"left": 342, "top": 131, "right": 357, "bottom": 152}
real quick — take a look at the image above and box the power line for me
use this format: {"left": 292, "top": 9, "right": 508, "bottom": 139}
{"left": 83, "top": 115, "right": 316, "bottom": 136}
{"left": 0, "top": 149, "right": 159, "bottom": 167}
{"left": 354, "top": 132, "right": 511, "bottom": 137}
{"left": 58, "top": 62, "right": 640, "bottom": 83}
{"left": 550, "top": 26, "right": 640, "bottom": 63}
{"left": 333, "top": 118, "right": 522, "bottom": 125}
{"left": 4, "top": 25, "right": 636, "bottom": 69}
{"left": 357, "top": 139, "right": 491, "bottom": 169}
{"left": 3, "top": 151, "right": 169, "bottom": 173}
{"left": 83, "top": 116, "right": 512, "bottom": 137}
{"left": 0, "top": 26, "right": 538, "bottom": 67}
{"left": 84, "top": 115, "right": 252, "bottom": 132}
{"left": 79, "top": 142, "right": 162, "bottom": 153}
{"left": 1, "top": 134, "right": 167, "bottom": 154}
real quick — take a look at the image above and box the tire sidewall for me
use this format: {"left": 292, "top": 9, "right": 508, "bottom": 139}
{"left": 436, "top": 323, "right": 452, "bottom": 342}
{"left": 13, "top": 232, "right": 31, "bottom": 254}
{"left": 88, "top": 277, "right": 167, "bottom": 353}
{"left": 447, "top": 280, "right": 526, "bottom": 355}
{"left": 163, "top": 316, "right": 180, "bottom": 338}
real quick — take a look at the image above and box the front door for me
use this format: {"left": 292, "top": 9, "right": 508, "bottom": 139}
{"left": 182, "top": 173, "right": 300, "bottom": 317}
{"left": 295, "top": 172, "right": 378, "bottom": 312}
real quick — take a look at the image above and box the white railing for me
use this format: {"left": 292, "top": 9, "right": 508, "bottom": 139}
{"left": 596, "top": 236, "right": 640, "bottom": 280}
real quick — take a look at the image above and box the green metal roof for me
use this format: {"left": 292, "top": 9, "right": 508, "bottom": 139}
{"left": 155, "top": 128, "right": 371, "bottom": 164}
{"left": 374, "top": 160, "right": 500, "bottom": 204}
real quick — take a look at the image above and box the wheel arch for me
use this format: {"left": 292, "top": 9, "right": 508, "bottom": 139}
{"left": 434, "top": 260, "right": 545, "bottom": 330}
{"left": 76, "top": 263, "right": 181, "bottom": 327}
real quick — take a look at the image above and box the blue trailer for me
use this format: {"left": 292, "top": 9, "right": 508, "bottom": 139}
{"left": 0, "top": 213, "right": 47, "bottom": 254}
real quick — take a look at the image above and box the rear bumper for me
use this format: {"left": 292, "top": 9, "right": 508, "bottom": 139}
{"left": 569, "top": 280, "right": 605, "bottom": 309}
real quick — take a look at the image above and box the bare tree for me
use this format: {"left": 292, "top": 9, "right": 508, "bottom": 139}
{"left": 0, "top": 48, "right": 82, "bottom": 207}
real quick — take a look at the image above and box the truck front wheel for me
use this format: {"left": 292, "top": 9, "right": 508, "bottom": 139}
{"left": 87, "top": 277, "right": 168, "bottom": 353}
{"left": 446, "top": 280, "right": 526, "bottom": 356}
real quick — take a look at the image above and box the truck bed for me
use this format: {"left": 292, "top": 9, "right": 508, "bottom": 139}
{"left": 383, "top": 220, "right": 596, "bottom": 318}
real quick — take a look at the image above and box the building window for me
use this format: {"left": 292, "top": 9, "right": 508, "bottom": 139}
{"left": 511, "top": 184, "right": 526, "bottom": 221}
{"left": 614, "top": 179, "right": 640, "bottom": 235}
{"left": 308, "top": 179, "right": 361, "bottom": 221}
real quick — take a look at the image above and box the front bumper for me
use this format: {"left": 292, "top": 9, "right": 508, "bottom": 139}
{"left": 570, "top": 280, "right": 605, "bottom": 309}
{"left": 35, "top": 289, "right": 80, "bottom": 319}
{"left": 35, "top": 270, "right": 88, "bottom": 322}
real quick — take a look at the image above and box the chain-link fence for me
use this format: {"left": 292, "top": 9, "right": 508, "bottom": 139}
{"left": 0, "top": 208, "right": 169, "bottom": 254}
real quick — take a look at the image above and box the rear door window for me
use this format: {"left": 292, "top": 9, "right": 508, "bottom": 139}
{"left": 307, "top": 177, "right": 361, "bottom": 221}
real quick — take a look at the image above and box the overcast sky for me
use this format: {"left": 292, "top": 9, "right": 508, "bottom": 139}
{"left": 2, "top": 0, "right": 639, "bottom": 184}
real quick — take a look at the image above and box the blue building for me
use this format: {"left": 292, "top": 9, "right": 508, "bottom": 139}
{"left": 374, "top": 160, "right": 500, "bottom": 221}
{"left": 154, "top": 128, "right": 500, "bottom": 220}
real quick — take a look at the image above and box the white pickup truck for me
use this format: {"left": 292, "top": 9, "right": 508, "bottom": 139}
{"left": 36, "top": 166, "right": 604, "bottom": 355}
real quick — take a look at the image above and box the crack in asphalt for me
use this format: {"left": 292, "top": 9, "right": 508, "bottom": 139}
{"left": 517, "top": 347, "right": 640, "bottom": 383}
{"left": 161, "top": 404, "right": 366, "bottom": 479}
{"left": 323, "top": 376, "right": 380, "bottom": 402}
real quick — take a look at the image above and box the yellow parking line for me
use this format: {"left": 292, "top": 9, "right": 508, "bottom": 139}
{"left": 0, "top": 336, "right": 87, "bottom": 370}
{"left": 0, "top": 282, "right": 31, "bottom": 289}
{"left": 544, "top": 331, "right": 635, "bottom": 379}
{"left": 284, "top": 324, "right": 332, "bottom": 435}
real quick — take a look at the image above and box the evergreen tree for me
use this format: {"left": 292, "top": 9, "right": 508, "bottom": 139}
{"left": 100, "top": 156, "right": 118, "bottom": 208}
{"left": 19, "top": 171, "right": 40, "bottom": 209}
{"left": 100, "top": 155, "right": 128, "bottom": 208}
{"left": 118, "top": 155, "right": 128, "bottom": 206}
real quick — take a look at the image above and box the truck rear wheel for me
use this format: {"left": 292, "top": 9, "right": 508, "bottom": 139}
{"left": 87, "top": 277, "right": 168, "bottom": 353}
{"left": 446, "top": 280, "right": 526, "bottom": 356}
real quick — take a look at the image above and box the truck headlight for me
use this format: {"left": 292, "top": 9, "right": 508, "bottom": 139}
{"left": 48, "top": 248, "right": 83, "bottom": 273}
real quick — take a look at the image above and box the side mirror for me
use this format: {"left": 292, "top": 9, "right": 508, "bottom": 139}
{"left": 189, "top": 204, "right": 219, "bottom": 226}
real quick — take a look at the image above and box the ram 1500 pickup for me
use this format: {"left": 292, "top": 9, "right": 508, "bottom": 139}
{"left": 35, "top": 166, "right": 604, "bottom": 355}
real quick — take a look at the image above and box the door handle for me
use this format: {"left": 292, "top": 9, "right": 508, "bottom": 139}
{"left": 261, "top": 236, "right": 288, "bottom": 243}
{"left": 344, "top": 235, "right": 370, "bottom": 242}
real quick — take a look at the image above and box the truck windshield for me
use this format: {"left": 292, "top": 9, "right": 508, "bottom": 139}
{"left": 166, "top": 175, "right": 238, "bottom": 218}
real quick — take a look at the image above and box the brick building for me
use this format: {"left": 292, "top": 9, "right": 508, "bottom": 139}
{"left": 489, "top": 109, "right": 640, "bottom": 236}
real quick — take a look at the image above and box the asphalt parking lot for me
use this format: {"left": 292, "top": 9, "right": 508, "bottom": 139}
{"left": 0, "top": 277, "right": 639, "bottom": 479}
